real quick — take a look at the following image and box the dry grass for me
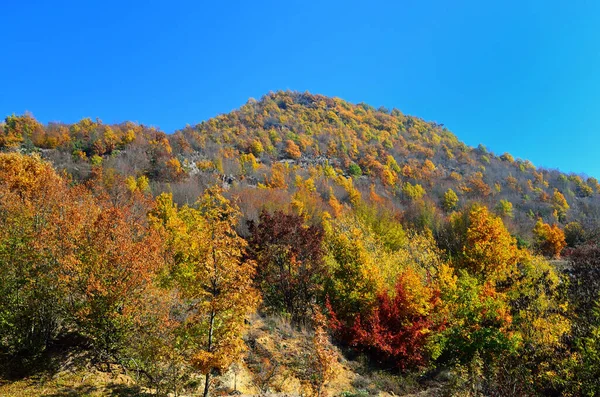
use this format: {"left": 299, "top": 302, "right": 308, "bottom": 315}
{"left": 0, "top": 314, "right": 442, "bottom": 396}
{"left": 0, "top": 369, "right": 148, "bottom": 397}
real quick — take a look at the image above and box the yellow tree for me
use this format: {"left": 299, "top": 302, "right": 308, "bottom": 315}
{"left": 151, "top": 188, "right": 259, "bottom": 397}
{"left": 533, "top": 218, "right": 566, "bottom": 258}
{"left": 460, "top": 205, "right": 521, "bottom": 284}
{"left": 551, "top": 189, "right": 569, "bottom": 222}
{"left": 1, "top": 113, "right": 44, "bottom": 148}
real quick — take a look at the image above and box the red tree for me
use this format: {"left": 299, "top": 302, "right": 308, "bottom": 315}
{"left": 328, "top": 274, "right": 438, "bottom": 372}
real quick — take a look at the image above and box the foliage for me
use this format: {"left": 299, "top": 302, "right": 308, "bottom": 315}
{"left": 4, "top": 92, "right": 600, "bottom": 394}
{"left": 0, "top": 153, "right": 166, "bottom": 372}
{"left": 533, "top": 218, "right": 566, "bottom": 258}
{"left": 566, "top": 241, "right": 600, "bottom": 334}
{"left": 285, "top": 139, "right": 302, "bottom": 159}
{"left": 348, "top": 163, "right": 362, "bottom": 176}
{"left": 494, "top": 199, "right": 513, "bottom": 218}
{"left": 442, "top": 188, "right": 459, "bottom": 212}
{"left": 564, "top": 221, "right": 586, "bottom": 248}
{"left": 330, "top": 270, "right": 438, "bottom": 372}
{"left": 322, "top": 214, "right": 384, "bottom": 325}
{"left": 433, "top": 270, "right": 518, "bottom": 365}
{"left": 149, "top": 188, "right": 260, "bottom": 396}
{"left": 457, "top": 205, "right": 521, "bottom": 283}
{"left": 4, "top": 92, "right": 600, "bottom": 243}
{"left": 0, "top": 153, "right": 68, "bottom": 359}
{"left": 247, "top": 210, "right": 326, "bottom": 325}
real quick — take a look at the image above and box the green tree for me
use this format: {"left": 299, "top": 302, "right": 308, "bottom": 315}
{"left": 495, "top": 199, "right": 513, "bottom": 218}
{"left": 348, "top": 163, "right": 362, "bottom": 177}
{"left": 442, "top": 188, "right": 459, "bottom": 211}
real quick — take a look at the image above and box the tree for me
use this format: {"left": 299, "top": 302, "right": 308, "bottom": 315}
{"left": 330, "top": 270, "right": 438, "bottom": 372}
{"left": 284, "top": 139, "right": 301, "bottom": 159}
{"left": 323, "top": 215, "right": 384, "bottom": 326}
{"left": 495, "top": 199, "right": 513, "bottom": 218}
{"left": 0, "top": 153, "right": 67, "bottom": 358}
{"left": 533, "top": 218, "right": 566, "bottom": 258}
{"left": 459, "top": 205, "right": 522, "bottom": 283}
{"left": 566, "top": 241, "right": 600, "bottom": 334}
{"left": 348, "top": 163, "right": 362, "bottom": 177}
{"left": 564, "top": 221, "right": 586, "bottom": 247}
{"left": 402, "top": 182, "right": 426, "bottom": 201}
{"left": 442, "top": 188, "right": 459, "bottom": 211}
{"left": 570, "top": 304, "right": 600, "bottom": 396}
{"left": 1, "top": 113, "right": 44, "bottom": 148}
{"left": 433, "top": 270, "right": 517, "bottom": 365}
{"left": 551, "top": 189, "right": 569, "bottom": 222}
{"left": 150, "top": 188, "right": 259, "bottom": 397}
{"left": 59, "top": 202, "right": 164, "bottom": 358}
{"left": 500, "top": 153, "right": 514, "bottom": 163}
{"left": 0, "top": 153, "right": 166, "bottom": 369}
{"left": 247, "top": 210, "right": 325, "bottom": 325}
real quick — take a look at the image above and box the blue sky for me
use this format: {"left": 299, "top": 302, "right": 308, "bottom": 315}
{"left": 2, "top": 1, "right": 600, "bottom": 176}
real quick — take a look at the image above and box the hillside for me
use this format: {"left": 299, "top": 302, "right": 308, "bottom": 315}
{"left": 2, "top": 91, "right": 598, "bottom": 244}
{"left": 2, "top": 92, "right": 600, "bottom": 396}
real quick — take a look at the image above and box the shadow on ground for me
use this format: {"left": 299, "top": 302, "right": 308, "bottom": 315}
{"left": 44, "top": 383, "right": 153, "bottom": 396}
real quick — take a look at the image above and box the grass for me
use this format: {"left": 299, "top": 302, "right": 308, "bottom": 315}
{"left": 0, "top": 369, "right": 151, "bottom": 397}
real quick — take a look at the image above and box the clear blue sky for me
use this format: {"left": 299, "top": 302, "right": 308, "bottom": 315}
{"left": 2, "top": 1, "right": 600, "bottom": 176}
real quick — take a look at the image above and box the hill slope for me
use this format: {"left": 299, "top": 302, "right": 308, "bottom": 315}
{"left": 3, "top": 92, "right": 600, "bottom": 396}
{"left": 3, "top": 90, "right": 599, "bottom": 243}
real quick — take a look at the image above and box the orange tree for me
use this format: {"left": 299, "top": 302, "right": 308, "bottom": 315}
{"left": 533, "top": 218, "right": 566, "bottom": 258}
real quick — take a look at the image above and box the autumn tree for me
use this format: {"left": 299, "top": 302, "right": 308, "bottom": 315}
{"left": 0, "top": 153, "right": 68, "bottom": 358}
{"left": 0, "top": 153, "right": 166, "bottom": 368}
{"left": 504, "top": 255, "right": 571, "bottom": 391}
{"left": 284, "top": 139, "right": 302, "bottom": 159}
{"left": 247, "top": 210, "right": 325, "bottom": 325}
{"left": 551, "top": 189, "right": 570, "bottom": 222}
{"left": 566, "top": 241, "right": 600, "bottom": 334}
{"left": 440, "top": 205, "right": 571, "bottom": 393}
{"left": 150, "top": 188, "right": 259, "bottom": 397}
{"left": 1, "top": 113, "right": 44, "bottom": 148}
{"left": 402, "top": 182, "right": 426, "bottom": 201}
{"left": 433, "top": 270, "right": 518, "bottom": 365}
{"left": 442, "top": 188, "right": 459, "bottom": 212}
{"left": 567, "top": 304, "right": 600, "bottom": 396}
{"left": 564, "top": 221, "right": 586, "bottom": 247}
{"left": 533, "top": 218, "right": 566, "bottom": 258}
{"left": 59, "top": 201, "right": 164, "bottom": 359}
{"left": 330, "top": 270, "right": 438, "bottom": 372}
{"left": 323, "top": 215, "right": 384, "bottom": 326}
{"left": 495, "top": 199, "right": 513, "bottom": 218}
{"left": 458, "top": 205, "right": 522, "bottom": 283}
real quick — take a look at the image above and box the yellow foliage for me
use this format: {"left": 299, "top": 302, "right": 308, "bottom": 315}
{"left": 533, "top": 218, "right": 566, "bottom": 258}
{"left": 460, "top": 205, "right": 521, "bottom": 283}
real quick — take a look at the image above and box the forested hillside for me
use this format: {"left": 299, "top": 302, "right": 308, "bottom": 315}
{"left": 2, "top": 91, "right": 600, "bottom": 396}
{"left": 3, "top": 91, "right": 599, "bottom": 246}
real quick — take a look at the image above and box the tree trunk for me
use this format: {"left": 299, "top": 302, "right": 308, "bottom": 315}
{"left": 203, "top": 308, "right": 216, "bottom": 397}
{"left": 203, "top": 231, "right": 218, "bottom": 397}
{"left": 203, "top": 372, "right": 211, "bottom": 397}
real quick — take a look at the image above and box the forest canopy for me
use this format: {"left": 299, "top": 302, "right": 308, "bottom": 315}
{"left": 2, "top": 92, "right": 600, "bottom": 395}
